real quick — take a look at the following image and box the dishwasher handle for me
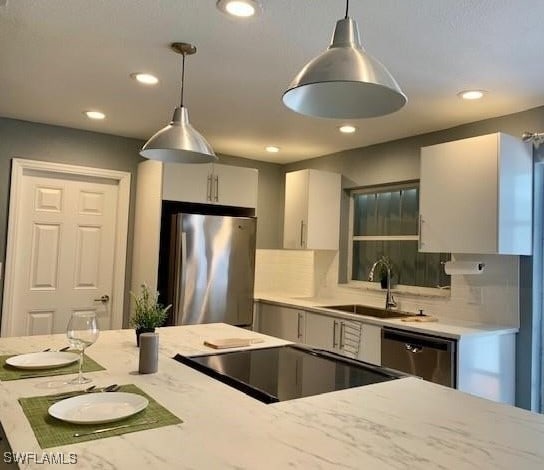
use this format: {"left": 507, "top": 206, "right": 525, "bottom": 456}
{"left": 382, "top": 328, "right": 455, "bottom": 353}
{"left": 405, "top": 344, "right": 423, "bottom": 353}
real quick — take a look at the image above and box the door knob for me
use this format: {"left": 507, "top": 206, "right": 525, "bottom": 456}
{"left": 94, "top": 295, "right": 110, "bottom": 303}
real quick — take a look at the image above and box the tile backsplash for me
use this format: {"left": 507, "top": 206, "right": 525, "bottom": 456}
{"left": 254, "top": 250, "right": 316, "bottom": 297}
{"left": 255, "top": 249, "right": 520, "bottom": 327}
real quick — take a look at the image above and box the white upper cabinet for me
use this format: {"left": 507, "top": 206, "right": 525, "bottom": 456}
{"left": 162, "top": 163, "right": 211, "bottom": 204}
{"left": 211, "top": 164, "right": 258, "bottom": 208}
{"left": 283, "top": 169, "right": 341, "bottom": 250}
{"left": 162, "top": 162, "right": 258, "bottom": 208}
{"left": 419, "top": 132, "right": 532, "bottom": 254}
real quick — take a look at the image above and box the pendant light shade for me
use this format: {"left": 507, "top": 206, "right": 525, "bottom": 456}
{"left": 283, "top": 9, "right": 407, "bottom": 119}
{"left": 140, "top": 43, "right": 217, "bottom": 163}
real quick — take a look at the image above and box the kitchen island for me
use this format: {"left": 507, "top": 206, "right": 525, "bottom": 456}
{"left": 0, "top": 324, "right": 543, "bottom": 469}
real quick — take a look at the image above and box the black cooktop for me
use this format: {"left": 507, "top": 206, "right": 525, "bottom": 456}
{"left": 174, "top": 345, "right": 404, "bottom": 404}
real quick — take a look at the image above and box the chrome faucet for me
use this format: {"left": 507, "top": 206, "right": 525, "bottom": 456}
{"left": 368, "top": 259, "right": 397, "bottom": 310}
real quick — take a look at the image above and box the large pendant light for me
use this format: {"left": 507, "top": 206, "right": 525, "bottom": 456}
{"left": 282, "top": 0, "right": 407, "bottom": 119}
{"left": 140, "top": 42, "right": 217, "bottom": 163}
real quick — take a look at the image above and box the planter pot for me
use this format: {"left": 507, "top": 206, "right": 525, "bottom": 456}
{"left": 135, "top": 327, "right": 155, "bottom": 346}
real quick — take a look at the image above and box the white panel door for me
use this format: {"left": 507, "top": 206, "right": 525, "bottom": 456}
{"left": 10, "top": 172, "right": 119, "bottom": 336}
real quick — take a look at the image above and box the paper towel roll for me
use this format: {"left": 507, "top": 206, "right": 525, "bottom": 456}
{"left": 444, "top": 261, "right": 484, "bottom": 275}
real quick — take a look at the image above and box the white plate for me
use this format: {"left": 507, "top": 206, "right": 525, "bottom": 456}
{"left": 5, "top": 352, "right": 79, "bottom": 370}
{"left": 48, "top": 392, "right": 149, "bottom": 425}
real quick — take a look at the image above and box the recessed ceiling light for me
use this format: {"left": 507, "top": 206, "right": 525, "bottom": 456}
{"left": 216, "top": 0, "right": 261, "bottom": 18}
{"left": 458, "top": 90, "right": 486, "bottom": 100}
{"left": 339, "top": 125, "right": 357, "bottom": 134}
{"left": 131, "top": 73, "right": 159, "bottom": 85}
{"left": 265, "top": 146, "right": 280, "bottom": 153}
{"left": 84, "top": 111, "right": 106, "bottom": 120}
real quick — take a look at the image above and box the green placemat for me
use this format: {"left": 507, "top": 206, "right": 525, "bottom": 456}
{"left": 0, "top": 353, "right": 105, "bottom": 381}
{"left": 19, "top": 384, "right": 182, "bottom": 448}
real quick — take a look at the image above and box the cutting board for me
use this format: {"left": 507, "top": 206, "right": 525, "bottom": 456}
{"left": 203, "top": 338, "right": 265, "bottom": 349}
{"left": 401, "top": 316, "right": 438, "bottom": 322}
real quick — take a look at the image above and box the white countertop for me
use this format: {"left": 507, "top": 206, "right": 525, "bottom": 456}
{"left": 0, "top": 324, "right": 542, "bottom": 469}
{"left": 255, "top": 293, "right": 519, "bottom": 339}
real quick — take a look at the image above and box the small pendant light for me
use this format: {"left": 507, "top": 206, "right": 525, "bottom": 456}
{"left": 140, "top": 42, "right": 217, "bottom": 163}
{"left": 282, "top": 0, "right": 407, "bottom": 119}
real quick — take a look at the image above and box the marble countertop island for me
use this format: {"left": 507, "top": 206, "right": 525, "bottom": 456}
{"left": 0, "top": 324, "right": 543, "bottom": 469}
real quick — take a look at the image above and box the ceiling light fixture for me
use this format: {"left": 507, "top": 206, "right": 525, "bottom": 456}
{"left": 457, "top": 90, "right": 486, "bottom": 100}
{"left": 283, "top": 0, "right": 406, "bottom": 119}
{"left": 84, "top": 111, "right": 106, "bottom": 120}
{"left": 140, "top": 42, "right": 217, "bottom": 163}
{"left": 339, "top": 125, "right": 357, "bottom": 134}
{"left": 131, "top": 73, "right": 159, "bottom": 85}
{"left": 216, "top": 0, "right": 261, "bottom": 18}
{"left": 265, "top": 146, "right": 280, "bottom": 153}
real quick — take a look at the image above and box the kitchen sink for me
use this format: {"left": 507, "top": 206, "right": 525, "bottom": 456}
{"left": 320, "top": 304, "right": 409, "bottom": 319}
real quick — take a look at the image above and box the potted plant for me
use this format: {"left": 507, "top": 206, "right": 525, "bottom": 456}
{"left": 129, "top": 284, "right": 171, "bottom": 346}
{"left": 377, "top": 256, "right": 395, "bottom": 289}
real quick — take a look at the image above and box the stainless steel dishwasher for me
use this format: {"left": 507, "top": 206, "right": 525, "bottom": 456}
{"left": 381, "top": 328, "right": 457, "bottom": 388}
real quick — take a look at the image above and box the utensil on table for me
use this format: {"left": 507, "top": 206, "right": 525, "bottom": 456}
{"left": 66, "top": 312, "right": 99, "bottom": 385}
{"left": 41, "top": 346, "right": 70, "bottom": 352}
{"left": 47, "top": 384, "right": 119, "bottom": 401}
{"left": 73, "top": 419, "right": 159, "bottom": 437}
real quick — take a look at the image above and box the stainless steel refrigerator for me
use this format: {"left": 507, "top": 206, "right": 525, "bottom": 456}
{"left": 167, "top": 213, "right": 256, "bottom": 326}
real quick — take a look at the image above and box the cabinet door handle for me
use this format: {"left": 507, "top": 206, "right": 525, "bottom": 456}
{"left": 339, "top": 322, "right": 345, "bottom": 349}
{"left": 214, "top": 176, "right": 219, "bottom": 202}
{"left": 332, "top": 321, "right": 338, "bottom": 348}
{"left": 300, "top": 220, "right": 304, "bottom": 248}
{"left": 297, "top": 313, "right": 303, "bottom": 340}
{"left": 418, "top": 214, "right": 423, "bottom": 250}
{"left": 207, "top": 175, "right": 213, "bottom": 201}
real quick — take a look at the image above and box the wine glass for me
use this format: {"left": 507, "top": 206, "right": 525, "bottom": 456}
{"left": 66, "top": 312, "right": 99, "bottom": 385}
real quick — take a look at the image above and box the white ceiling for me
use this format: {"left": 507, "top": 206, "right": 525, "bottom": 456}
{"left": 1, "top": 0, "right": 543, "bottom": 164}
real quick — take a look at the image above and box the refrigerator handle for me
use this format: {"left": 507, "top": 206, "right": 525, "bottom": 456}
{"left": 179, "top": 232, "right": 187, "bottom": 322}
{"left": 173, "top": 223, "right": 188, "bottom": 325}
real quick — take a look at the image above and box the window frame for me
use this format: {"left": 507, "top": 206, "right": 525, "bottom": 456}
{"left": 346, "top": 180, "right": 450, "bottom": 296}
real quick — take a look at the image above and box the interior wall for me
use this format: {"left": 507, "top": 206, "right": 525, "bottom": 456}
{"left": 0, "top": 118, "right": 284, "bottom": 327}
{"left": 280, "top": 105, "right": 544, "bottom": 411}
{"left": 216, "top": 153, "right": 284, "bottom": 249}
{"left": 0, "top": 117, "right": 142, "bottom": 328}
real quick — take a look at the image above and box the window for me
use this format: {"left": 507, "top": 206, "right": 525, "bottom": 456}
{"left": 349, "top": 181, "right": 450, "bottom": 289}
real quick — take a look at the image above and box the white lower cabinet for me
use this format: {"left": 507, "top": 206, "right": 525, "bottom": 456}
{"left": 359, "top": 324, "right": 382, "bottom": 366}
{"left": 457, "top": 333, "right": 515, "bottom": 405}
{"left": 254, "top": 301, "right": 514, "bottom": 404}
{"left": 255, "top": 303, "right": 304, "bottom": 343}
{"left": 255, "top": 302, "right": 381, "bottom": 364}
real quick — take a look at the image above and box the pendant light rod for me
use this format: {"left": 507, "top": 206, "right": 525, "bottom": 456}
{"left": 344, "top": 0, "right": 349, "bottom": 19}
{"left": 171, "top": 42, "right": 197, "bottom": 108}
{"left": 180, "top": 53, "right": 186, "bottom": 107}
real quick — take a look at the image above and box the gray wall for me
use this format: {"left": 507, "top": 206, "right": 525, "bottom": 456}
{"left": 0, "top": 117, "right": 284, "bottom": 327}
{"left": 283, "top": 105, "right": 544, "bottom": 411}
{"left": 216, "top": 153, "right": 284, "bottom": 249}
{"left": 0, "top": 117, "right": 143, "bottom": 328}
{"left": 2, "top": 105, "right": 543, "bottom": 409}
